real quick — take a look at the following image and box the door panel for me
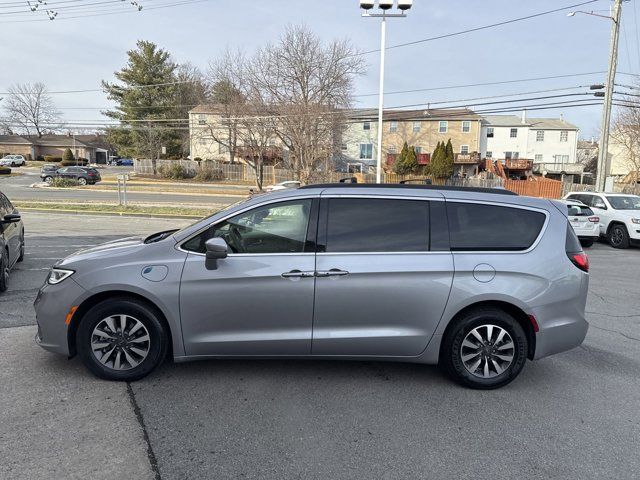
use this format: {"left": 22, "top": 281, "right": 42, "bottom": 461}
{"left": 313, "top": 252, "right": 454, "bottom": 356}
{"left": 180, "top": 253, "right": 316, "bottom": 356}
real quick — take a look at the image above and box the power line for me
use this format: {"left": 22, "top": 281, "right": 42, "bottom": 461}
{"left": 355, "top": 0, "right": 601, "bottom": 56}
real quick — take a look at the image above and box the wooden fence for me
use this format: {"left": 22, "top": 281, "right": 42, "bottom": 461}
{"left": 503, "top": 178, "right": 562, "bottom": 198}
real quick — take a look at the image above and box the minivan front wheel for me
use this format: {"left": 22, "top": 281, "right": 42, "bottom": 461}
{"left": 442, "top": 308, "right": 528, "bottom": 389}
{"left": 76, "top": 298, "right": 168, "bottom": 381}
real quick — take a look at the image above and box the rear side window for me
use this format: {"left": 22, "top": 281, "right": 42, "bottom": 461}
{"left": 447, "top": 202, "right": 546, "bottom": 251}
{"left": 565, "top": 223, "right": 583, "bottom": 253}
{"left": 324, "top": 198, "right": 429, "bottom": 253}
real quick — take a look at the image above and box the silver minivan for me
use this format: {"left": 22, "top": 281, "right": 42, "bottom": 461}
{"left": 35, "top": 185, "right": 589, "bottom": 389}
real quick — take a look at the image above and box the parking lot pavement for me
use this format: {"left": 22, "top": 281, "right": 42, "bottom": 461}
{"left": 1, "top": 212, "right": 639, "bottom": 479}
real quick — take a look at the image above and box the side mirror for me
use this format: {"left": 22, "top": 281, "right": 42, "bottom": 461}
{"left": 205, "top": 237, "right": 229, "bottom": 270}
{"left": 1, "top": 213, "right": 21, "bottom": 224}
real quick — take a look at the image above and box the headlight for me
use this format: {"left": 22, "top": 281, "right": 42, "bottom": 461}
{"left": 631, "top": 218, "right": 640, "bottom": 225}
{"left": 47, "top": 268, "right": 75, "bottom": 285}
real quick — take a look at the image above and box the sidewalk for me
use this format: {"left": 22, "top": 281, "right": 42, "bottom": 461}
{"left": 0, "top": 326, "right": 154, "bottom": 480}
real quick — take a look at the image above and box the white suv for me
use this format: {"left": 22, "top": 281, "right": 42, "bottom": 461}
{"left": 565, "top": 192, "right": 640, "bottom": 248}
{"left": 0, "top": 155, "right": 26, "bottom": 167}
{"left": 560, "top": 199, "right": 599, "bottom": 247}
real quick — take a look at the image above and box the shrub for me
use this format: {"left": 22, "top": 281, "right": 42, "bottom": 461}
{"left": 62, "top": 148, "right": 74, "bottom": 163}
{"left": 36, "top": 155, "right": 45, "bottom": 161}
{"left": 194, "top": 163, "right": 225, "bottom": 182}
{"left": 44, "top": 155, "right": 63, "bottom": 163}
{"left": 158, "top": 163, "right": 195, "bottom": 180}
{"left": 61, "top": 158, "right": 88, "bottom": 167}
{"left": 0, "top": 166, "right": 11, "bottom": 175}
{"left": 50, "top": 177, "right": 80, "bottom": 187}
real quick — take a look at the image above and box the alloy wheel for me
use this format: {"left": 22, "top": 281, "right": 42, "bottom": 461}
{"left": 611, "top": 227, "right": 624, "bottom": 247}
{"left": 460, "top": 324, "right": 515, "bottom": 379}
{"left": 91, "top": 315, "right": 151, "bottom": 371}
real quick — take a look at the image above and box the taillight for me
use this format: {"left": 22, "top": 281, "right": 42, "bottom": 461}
{"left": 588, "top": 216, "right": 599, "bottom": 223}
{"left": 569, "top": 252, "right": 589, "bottom": 273}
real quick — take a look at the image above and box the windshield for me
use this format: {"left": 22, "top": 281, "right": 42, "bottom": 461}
{"left": 606, "top": 196, "right": 640, "bottom": 210}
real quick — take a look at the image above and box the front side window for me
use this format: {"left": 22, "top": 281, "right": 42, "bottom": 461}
{"left": 606, "top": 196, "right": 640, "bottom": 210}
{"left": 462, "top": 121, "right": 471, "bottom": 133}
{"left": 359, "top": 143, "right": 373, "bottom": 160}
{"left": 439, "top": 121, "right": 448, "bottom": 133}
{"left": 536, "top": 131, "right": 545, "bottom": 142}
{"left": 182, "top": 200, "right": 313, "bottom": 254}
{"left": 447, "top": 202, "right": 546, "bottom": 251}
{"left": 324, "top": 198, "right": 430, "bottom": 253}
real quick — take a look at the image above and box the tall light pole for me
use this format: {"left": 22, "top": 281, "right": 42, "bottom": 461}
{"left": 570, "top": 0, "right": 623, "bottom": 192}
{"left": 360, "top": 0, "right": 413, "bottom": 184}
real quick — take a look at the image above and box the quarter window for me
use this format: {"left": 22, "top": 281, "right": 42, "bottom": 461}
{"left": 182, "top": 200, "right": 313, "bottom": 254}
{"left": 447, "top": 202, "right": 546, "bottom": 251}
{"left": 324, "top": 198, "right": 430, "bottom": 253}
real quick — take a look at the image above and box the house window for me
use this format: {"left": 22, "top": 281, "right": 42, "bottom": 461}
{"left": 197, "top": 114, "right": 206, "bottom": 125}
{"left": 505, "top": 152, "right": 520, "bottom": 160}
{"left": 536, "top": 131, "right": 545, "bottom": 142}
{"left": 439, "top": 121, "right": 448, "bottom": 133}
{"left": 535, "top": 154, "right": 543, "bottom": 163}
{"left": 414, "top": 146, "right": 422, "bottom": 154}
{"left": 388, "top": 145, "right": 398, "bottom": 154}
{"left": 341, "top": 143, "right": 348, "bottom": 152}
{"left": 562, "top": 155, "right": 569, "bottom": 163}
{"left": 462, "top": 121, "right": 471, "bottom": 133}
{"left": 359, "top": 143, "right": 373, "bottom": 160}
{"left": 460, "top": 145, "right": 469, "bottom": 154}
{"left": 486, "top": 128, "right": 494, "bottom": 138}
{"left": 560, "top": 130, "right": 568, "bottom": 142}
{"left": 363, "top": 122, "right": 371, "bottom": 131}
{"left": 486, "top": 151, "right": 493, "bottom": 159}
{"left": 510, "top": 128, "right": 518, "bottom": 138}
{"left": 413, "top": 122, "right": 422, "bottom": 133}
{"left": 389, "top": 121, "right": 398, "bottom": 133}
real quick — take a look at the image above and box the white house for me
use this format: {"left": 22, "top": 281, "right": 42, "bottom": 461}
{"left": 480, "top": 113, "right": 581, "bottom": 178}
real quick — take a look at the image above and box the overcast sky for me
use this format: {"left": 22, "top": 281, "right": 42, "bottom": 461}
{"left": 1, "top": 0, "right": 639, "bottom": 138}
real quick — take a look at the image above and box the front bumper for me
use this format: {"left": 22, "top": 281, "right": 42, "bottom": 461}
{"left": 34, "top": 277, "right": 88, "bottom": 357}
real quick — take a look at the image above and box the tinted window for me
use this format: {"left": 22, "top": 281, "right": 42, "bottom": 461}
{"left": 565, "top": 223, "right": 583, "bottom": 253}
{"left": 606, "top": 195, "right": 640, "bottom": 210}
{"left": 183, "top": 199, "right": 313, "bottom": 254}
{"left": 567, "top": 205, "right": 594, "bottom": 217}
{"left": 324, "top": 198, "right": 429, "bottom": 253}
{"left": 447, "top": 202, "right": 546, "bottom": 251}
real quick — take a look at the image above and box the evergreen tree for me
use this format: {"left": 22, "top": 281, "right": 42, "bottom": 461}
{"left": 102, "top": 41, "right": 181, "bottom": 160}
{"left": 405, "top": 145, "right": 418, "bottom": 174}
{"left": 394, "top": 141, "right": 410, "bottom": 174}
{"left": 430, "top": 139, "right": 454, "bottom": 179}
{"left": 62, "top": 148, "right": 74, "bottom": 163}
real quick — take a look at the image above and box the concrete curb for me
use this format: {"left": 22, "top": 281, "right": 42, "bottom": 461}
{"left": 17, "top": 207, "right": 204, "bottom": 219}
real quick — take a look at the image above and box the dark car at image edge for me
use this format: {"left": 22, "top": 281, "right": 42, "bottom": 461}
{"left": 41, "top": 166, "right": 102, "bottom": 186}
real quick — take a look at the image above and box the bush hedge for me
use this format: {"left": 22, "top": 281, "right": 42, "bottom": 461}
{"left": 50, "top": 178, "right": 80, "bottom": 187}
{"left": 158, "top": 163, "right": 195, "bottom": 180}
{"left": 44, "top": 155, "right": 63, "bottom": 163}
{"left": 194, "top": 163, "right": 225, "bottom": 182}
{"left": 0, "top": 166, "right": 11, "bottom": 175}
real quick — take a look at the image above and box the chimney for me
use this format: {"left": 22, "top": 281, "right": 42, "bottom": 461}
{"left": 521, "top": 109, "right": 527, "bottom": 124}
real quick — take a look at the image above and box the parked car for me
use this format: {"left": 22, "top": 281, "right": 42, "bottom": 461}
{"left": 0, "top": 155, "right": 26, "bottom": 167}
{"left": 565, "top": 192, "right": 640, "bottom": 248}
{"left": 0, "top": 190, "right": 25, "bottom": 292}
{"left": 116, "top": 158, "right": 134, "bottom": 167}
{"left": 35, "top": 184, "right": 589, "bottom": 389}
{"left": 264, "top": 181, "right": 301, "bottom": 192}
{"left": 40, "top": 164, "right": 59, "bottom": 176}
{"left": 560, "top": 199, "right": 600, "bottom": 247}
{"left": 41, "top": 166, "right": 102, "bottom": 186}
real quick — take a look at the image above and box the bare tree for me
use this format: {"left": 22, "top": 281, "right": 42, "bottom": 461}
{"left": 174, "top": 62, "right": 209, "bottom": 156}
{"left": 248, "top": 25, "right": 365, "bottom": 183}
{"left": 610, "top": 98, "right": 640, "bottom": 182}
{"left": 3, "top": 83, "right": 61, "bottom": 137}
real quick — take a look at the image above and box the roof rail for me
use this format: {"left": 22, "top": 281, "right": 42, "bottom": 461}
{"left": 299, "top": 183, "right": 518, "bottom": 196}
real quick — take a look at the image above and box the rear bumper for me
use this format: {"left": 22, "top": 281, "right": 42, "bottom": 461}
{"left": 533, "top": 316, "right": 589, "bottom": 360}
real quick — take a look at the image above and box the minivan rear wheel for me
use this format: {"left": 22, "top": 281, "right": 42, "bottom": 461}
{"left": 442, "top": 307, "right": 528, "bottom": 389}
{"left": 76, "top": 298, "right": 168, "bottom": 381}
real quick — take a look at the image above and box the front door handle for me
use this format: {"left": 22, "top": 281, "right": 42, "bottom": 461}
{"left": 281, "top": 270, "right": 315, "bottom": 279}
{"left": 316, "top": 269, "right": 350, "bottom": 278}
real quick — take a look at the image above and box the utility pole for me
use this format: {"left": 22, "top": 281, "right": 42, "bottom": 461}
{"left": 595, "top": 0, "right": 623, "bottom": 192}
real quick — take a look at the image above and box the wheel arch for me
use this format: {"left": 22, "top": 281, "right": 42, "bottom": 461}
{"left": 67, "top": 290, "right": 174, "bottom": 359}
{"left": 439, "top": 300, "right": 536, "bottom": 361}
{"left": 606, "top": 220, "right": 628, "bottom": 235}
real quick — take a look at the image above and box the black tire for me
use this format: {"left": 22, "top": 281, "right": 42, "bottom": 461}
{"left": 580, "top": 239, "right": 594, "bottom": 248}
{"left": 44, "top": 176, "right": 53, "bottom": 184}
{"left": 78, "top": 177, "right": 87, "bottom": 186}
{"left": 441, "top": 307, "right": 528, "bottom": 390}
{"left": 17, "top": 233, "right": 25, "bottom": 262}
{"left": 608, "top": 224, "right": 630, "bottom": 249}
{"left": 0, "top": 249, "right": 8, "bottom": 292}
{"left": 10, "top": 162, "right": 16, "bottom": 167}
{"left": 76, "top": 297, "right": 168, "bottom": 381}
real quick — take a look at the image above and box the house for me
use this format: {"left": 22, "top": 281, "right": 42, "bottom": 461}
{"left": 341, "top": 108, "right": 483, "bottom": 173}
{"left": 0, "top": 134, "right": 112, "bottom": 163}
{"left": 480, "top": 113, "right": 580, "bottom": 180}
{"left": 607, "top": 125, "right": 640, "bottom": 180}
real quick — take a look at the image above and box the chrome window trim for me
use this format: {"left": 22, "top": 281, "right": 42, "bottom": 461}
{"left": 177, "top": 195, "right": 319, "bottom": 256}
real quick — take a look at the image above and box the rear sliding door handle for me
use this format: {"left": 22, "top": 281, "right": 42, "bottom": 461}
{"left": 316, "top": 269, "right": 350, "bottom": 278}
{"left": 281, "top": 270, "right": 315, "bottom": 279}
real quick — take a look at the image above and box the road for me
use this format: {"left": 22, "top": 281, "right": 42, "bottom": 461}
{"left": 1, "top": 212, "right": 639, "bottom": 479}
{"left": 0, "top": 168, "right": 243, "bottom": 207}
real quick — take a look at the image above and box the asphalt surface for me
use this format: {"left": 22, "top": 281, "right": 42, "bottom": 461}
{"left": 1, "top": 213, "right": 639, "bottom": 479}
{"left": 0, "top": 168, "right": 242, "bottom": 206}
